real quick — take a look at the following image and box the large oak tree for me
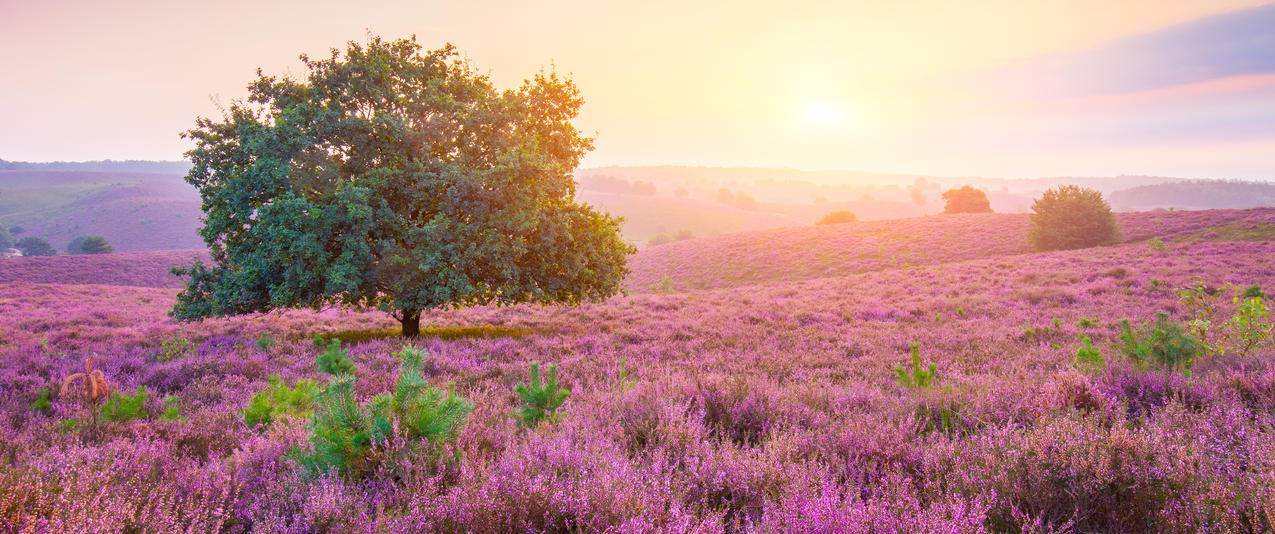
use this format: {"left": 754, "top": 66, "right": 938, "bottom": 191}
{"left": 171, "top": 36, "right": 633, "bottom": 336}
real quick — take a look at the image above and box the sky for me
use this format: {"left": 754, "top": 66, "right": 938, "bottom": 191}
{"left": 2, "top": 0, "right": 1274, "bottom": 180}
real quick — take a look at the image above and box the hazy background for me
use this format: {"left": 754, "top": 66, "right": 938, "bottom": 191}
{"left": 3, "top": 0, "right": 1275, "bottom": 179}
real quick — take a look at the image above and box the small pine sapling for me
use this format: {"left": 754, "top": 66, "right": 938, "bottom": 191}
{"left": 99, "top": 386, "right": 149, "bottom": 423}
{"left": 315, "top": 337, "right": 357, "bottom": 376}
{"left": 243, "top": 374, "right": 320, "bottom": 430}
{"left": 30, "top": 387, "right": 53, "bottom": 415}
{"left": 159, "top": 395, "right": 185, "bottom": 422}
{"left": 514, "top": 362, "right": 571, "bottom": 428}
{"left": 1118, "top": 312, "right": 1206, "bottom": 376}
{"left": 1074, "top": 334, "right": 1105, "bottom": 371}
{"left": 895, "top": 343, "right": 937, "bottom": 389}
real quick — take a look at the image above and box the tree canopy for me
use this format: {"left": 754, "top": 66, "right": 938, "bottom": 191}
{"left": 171, "top": 36, "right": 634, "bottom": 336}
{"left": 941, "top": 186, "right": 992, "bottom": 214}
{"left": 67, "top": 235, "right": 113, "bottom": 254}
{"left": 1028, "top": 185, "right": 1121, "bottom": 251}
{"left": 16, "top": 236, "right": 56, "bottom": 256}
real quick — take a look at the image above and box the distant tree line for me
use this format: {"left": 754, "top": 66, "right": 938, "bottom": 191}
{"left": 0, "top": 159, "right": 192, "bottom": 173}
{"left": 1110, "top": 179, "right": 1275, "bottom": 210}
{"left": 578, "top": 175, "right": 657, "bottom": 196}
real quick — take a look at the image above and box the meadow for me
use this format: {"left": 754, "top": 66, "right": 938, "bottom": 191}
{"left": 1, "top": 210, "right": 1274, "bottom": 532}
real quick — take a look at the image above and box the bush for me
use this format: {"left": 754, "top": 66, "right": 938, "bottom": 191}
{"left": 15, "top": 236, "right": 56, "bottom": 256}
{"left": 0, "top": 226, "right": 12, "bottom": 250}
{"left": 100, "top": 386, "right": 149, "bottom": 423}
{"left": 941, "top": 186, "right": 993, "bottom": 214}
{"left": 66, "top": 235, "right": 113, "bottom": 254}
{"left": 513, "top": 362, "right": 571, "bottom": 428}
{"left": 30, "top": 387, "right": 52, "bottom": 415}
{"left": 243, "top": 375, "right": 320, "bottom": 430}
{"left": 816, "top": 211, "right": 857, "bottom": 225}
{"left": 895, "top": 342, "right": 937, "bottom": 388}
{"left": 159, "top": 395, "right": 185, "bottom": 422}
{"left": 1028, "top": 185, "right": 1120, "bottom": 251}
{"left": 156, "top": 335, "right": 194, "bottom": 362}
{"left": 1118, "top": 313, "right": 1206, "bottom": 375}
{"left": 255, "top": 332, "right": 276, "bottom": 351}
{"left": 296, "top": 346, "right": 472, "bottom": 478}
{"left": 1074, "top": 335, "right": 1104, "bottom": 371}
{"left": 315, "top": 337, "right": 356, "bottom": 376}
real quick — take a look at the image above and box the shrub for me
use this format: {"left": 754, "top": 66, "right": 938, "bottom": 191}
{"left": 1074, "top": 335, "right": 1105, "bottom": 371}
{"left": 816, "top": 211, "right": 857, "bottom": 225}
{"left": 66, "top": 235, "right": 113, "bottom": 254}
{"left": 315, "top": 337, "right": 356, "bottom": 376}
{"left": 243, "top": 374, "right": 320, "bottom": 430}
{"left": 1118, "top": 313, "right": 1205, "bottom": 375}
{"left": 1222, "top": 291, "right": 1272, "bottom": 356}
{"left": 15, "top": 236, "right": 56, "bottom": 256}
{"left": 159, "top": 395, "right": 185, "bottom": 422}
{"left": 1147, "top": 237, "right": 1167, "bottom": 251}
{"left": 895, "top": 342, "right": 937, "bottom": 388}
{"left": 156, "top": 335, "right": 194, "bottom": 362}
{"left": 513, "top": 362, "right": 570, "bottom": 428}
{"left": 1027, "top": 185, "right": 1120, "bottom": 251}
{"left": 0, "top": 226, "right": 11, "bottom": 250}
{"left": 941, "top": 185, "right": 992, "bottom": 214}
{"left": 255, "top": 332, "right": 276, "bottom": 351}
{"left": 649, "top": 275, "right": 675, "bottom": 294}
{"left": 100, "top": 386, "right": 149, "bottom": 423}
{"left": 296, "top": 346, "right": 471, "bottom": 478}
{"left": 30, "top": 387, "right": 52, "bottom": 415}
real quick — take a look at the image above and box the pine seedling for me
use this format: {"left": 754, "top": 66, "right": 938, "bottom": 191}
{"left": 1074, "top": 334, "right": 1104, "bottom": 371}
{"left": 895, "top": 342, "right": 937, "bottom": 389}
{"left": 243, "top": 374, "right": 319, "bottom": 430}
{"left": 30, "top": 387, "right": 53, "bottom": 415}
{"left": 316, "top": 337, "right": 356, "bottom": 376}
{"left": 159, "top": 395, "right": 185, "bottom": 422}
{"left": 99, "top": 385, "right": 149, "bottom": 423}
{"left": 514, "top": 362, "right": 570, "bottom": 428}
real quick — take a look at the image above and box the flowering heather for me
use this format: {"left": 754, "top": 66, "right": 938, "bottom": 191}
{"left": 1, "top": 213, "right": 1274, "bottom": 531}
{"left": 628, "top": 207, "right": 1275, "bottom": 292}
{"left": 0, "top": 249, "right": 207, "bottom": 288}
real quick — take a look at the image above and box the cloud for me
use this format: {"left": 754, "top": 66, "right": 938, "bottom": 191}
{"left": 985, "top": 3, "right": 1275, "bottom": 99}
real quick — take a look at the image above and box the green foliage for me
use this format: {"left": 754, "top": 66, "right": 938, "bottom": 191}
{"left": 941, "top": 185, "right": 993, "bottom": 214}
{"left": 30, "top": 387, "right": 52, "bottom": 415}
{"left": 56, "top": 419, "right": 79, "bottom": 432}
{"left": 255, "top": 332, "right": 276, "bottom": 351}
{"left": 1223, "top": 291, "right": 1273, "bottom": 356}
{"left": 1146, "top": 237, "right": 1167, "bottom": 252}
{"left": 159, "top": 395, "right": 185, "bottom": 422}
{"left": 895, "top": 343, "right": 937, "bottom": 389}
{"left": 243, "top": 374, "right": 320, "bottom": 430}
{"left": 99, "top": 386, "right": 149, "bottom": 423}
{"left": 296, "top": 346, "right": 471, "bottom": 478}
{"left": 1074, "top": 335, "right": 1105, "bottom": 371}
{"left": 650, "top": 275, "right": 675, "bottom": 294}
{"left": 315, "top": 337, "right": 356, "bottom": 376}
{"left": 66, "top": 235, "right": 113, "bottom": 254}
{"left": 1028, "top": 185, "right": 1121, "bottom": 251}
{"left": 156, "top": 335, "right": 194, "bottom": 362}
{"left": 1117, "top": 313, "right": 1206, "bottom": 375}
{"left": 513, "top": 362, "right": 571, "bottom": 428}
{"left": 816, "top": 210, "right": 858, "bottom": 225}
{"left": 1076, "top": 317, "right": 1098, "bottom": 329}
{"left": 15, "top": 236, "right": 56, "bottom": 256}
{"left": 615, "top": 358, "right": 638, "bottom": 391}
{"left": 0, "top": 225, "right": 11, "bottom": 250}
{"left": 169, "top": 36, "right": 633, "bottom": 337}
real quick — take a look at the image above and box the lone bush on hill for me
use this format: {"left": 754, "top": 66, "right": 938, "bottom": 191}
{"left": 941, "top": 186, "right": 993, "bottom": 214}
{"left": 170, "top": 35, "right": 633, "bottom": 337}
{"left": 16, "top": 236, "right": 56, "bottom": 256}
{"left": 0, "top": 226, "right": 12, "bottom": 250}
{"left": 67, "top": 235, "right": 113, "bottom": 254}
{"left": 817, "top": 211, "right": 857, "bottom": 225}
{"left": 1028, "top": 185, "right": 1120, "bottom": 251}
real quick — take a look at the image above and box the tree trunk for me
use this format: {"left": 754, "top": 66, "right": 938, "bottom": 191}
{"left": 400, "top": 310, "right": 421, "bottom": 338}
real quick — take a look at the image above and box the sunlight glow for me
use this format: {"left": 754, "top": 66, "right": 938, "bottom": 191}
{"left": 802, "top": 101, "right": 848, "bottom": 125}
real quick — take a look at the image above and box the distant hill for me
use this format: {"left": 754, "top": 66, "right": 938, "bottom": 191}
{"left": 1110, "top": 180, "right": 1275, "bottom": 210}
{"left": 0, "top": 159, "right": 192, "bottom": 173}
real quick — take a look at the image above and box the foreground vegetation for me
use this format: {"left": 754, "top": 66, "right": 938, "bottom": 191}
{"left": 2, "top": 219, "right": 1274, "bottom": 531}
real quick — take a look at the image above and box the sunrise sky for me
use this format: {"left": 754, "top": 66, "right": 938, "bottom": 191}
{"left": 2, "top": 0, "right": 1274, "bottom": 179}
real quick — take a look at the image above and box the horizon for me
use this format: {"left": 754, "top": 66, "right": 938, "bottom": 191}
{"left": 3, "top": 1, "right": 1275, "bottom": 180}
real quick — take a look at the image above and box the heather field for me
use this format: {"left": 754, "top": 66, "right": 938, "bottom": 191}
{"left": 2, "top": 212, "right": 1275, "bottom": 532}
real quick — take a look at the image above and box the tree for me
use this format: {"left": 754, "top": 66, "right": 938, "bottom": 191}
{"left": 16, "top": 236, "right": 57, "bottom": 256}
{"left": 170, "top": 36, "right": 633, "bottom": 337}
{"left": 817, "top": 211, "right": 857, "bottom": 225}
{"left": 67, "top": 235, "right": 114, "bottom": 254}
{"left": 941, "top": 186, "right": 992, "bottom": 214}
{"left": 1028, "top": 185, "right": 1120, "bottom": 251}
{"left": 0, "top": 226, "right": 12, "bottom": 250}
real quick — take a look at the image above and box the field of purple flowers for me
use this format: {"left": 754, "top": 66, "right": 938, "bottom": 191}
{"left": 2, "top": 212, "right": 1275, "bottom": 532}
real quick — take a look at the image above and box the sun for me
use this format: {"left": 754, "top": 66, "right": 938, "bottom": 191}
{"left": 802, "top": 100, "right": 848, "bottom": 125}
